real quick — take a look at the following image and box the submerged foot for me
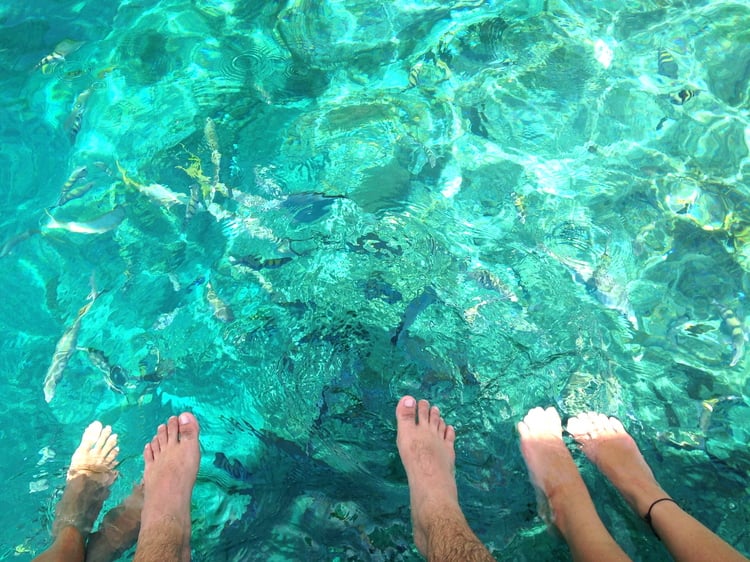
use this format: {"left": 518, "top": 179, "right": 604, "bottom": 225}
{"left": 396, "top": 396, "right": 459, "bottom": 555}
{"left": 134, "top": 413, "right": 200, "bottom": 562}
{"left": 517, "top": 407, "right": 591, "bottom": 530}
{"left": 85, "top": 483, "right": 144, "bottom": 562}
{"left": 53, "top": 421, "right": 120, "bottom": 538}
{"left": 566, "top": 412, "right": 668, "bottom": 517}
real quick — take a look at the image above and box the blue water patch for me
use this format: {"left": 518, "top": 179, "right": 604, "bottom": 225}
{"left": 1, "top": 0, "right": 749, "bottom": 560}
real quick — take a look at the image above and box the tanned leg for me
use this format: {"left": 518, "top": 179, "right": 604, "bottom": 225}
{"left": 517, "top": 407, "right": 631, "bottom": 562}
{"left": 86, "top": 483, "right": 144, "bottom": 562}
{"left": 33, "top": 421, "right": 119, "bottom": 562}
{"left": 133, "top": 413, "right": 200, "bottom": 562}
{"left": 396, "top": 395, "right": 494, "bottom": 561}
{"left": 567, "top": 412, "right": 748, "bottom": 562}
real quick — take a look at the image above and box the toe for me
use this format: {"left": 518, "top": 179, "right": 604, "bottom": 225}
{"left": 566, "top": 415, "right": 587, "bottom": 437}
{"left": 104, "top": 446, "right": 120, "bottom": 466}
{"left": 166, "top": 416, "right": 179, "bottom": 445}
{"left": 543, "top": 406, "right": 562, "bottom": 425}
{"left": 102, "top": 432, "right": 118, "bottom": 457}
{"left": 417, "top": 399, "right": 430, "bottom": 425}
{"left": 608, "top": 416, "right": 626, "bottom": 433}
{"left": 143, "top": 443, "right": 154, "bottom": 465}
{"left": 95, "top": 425, "right": 113, "bottom": 451}
{"left": 151, "top": 433, "right": 162, "bottom": 455}
{"left": 595, "top": 412, "right": 609, "bottom": 425}
{"left": 395, "top": 396, "right": 418, "bottom": 425}
{"left": 81, "top": 421, "right": 104, "bottom": 447}
{"left": 429, "top": 406, "right": 441, "bottom": 428}
{"left": 445, "top": 425, "right": 456, "bottom": 444}
{"left": 156, "top": 423, "right": 167, "bottom": 449}
{"left": 177, "top": 412, "right": 200, "bottom": 441}
{"left": 517, "top": 420, "right": 530, "bottom": 439}
{"left": 523, "top": 406, "right": 545, "bottom": 426}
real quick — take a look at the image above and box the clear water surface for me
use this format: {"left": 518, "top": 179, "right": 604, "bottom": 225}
{"left": 1, "top": 0, "right": 749, "bottom": 560}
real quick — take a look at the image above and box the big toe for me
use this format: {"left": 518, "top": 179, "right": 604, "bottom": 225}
{"left": 80, "top": 421, "right": 105, "bottom": 448}
{"left": 177, "top": 412, "right": 200, "bottom": 442}
{"left": 395, "top": 396, "right": 417, "bottom": 426}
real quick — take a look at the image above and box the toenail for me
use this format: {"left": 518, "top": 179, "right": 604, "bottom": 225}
{"left": 403, "top": 397, "right": 415, "bottom": 407}
{"left": 179, "top": 413, "right": 190, "bottom": 425}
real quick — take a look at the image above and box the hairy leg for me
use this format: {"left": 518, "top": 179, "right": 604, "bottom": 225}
{"left": 133, "top": 413, "right": 200, "bottom": 562}
{"left": 396, "top": 396, "right": 494, "bottom": 562}
{"left": 518, "top": 407, "right": 630, "bottom": 562}
{"left": 33, "top": 421, "right": 119, "bottom": 562}
{"left": 567, "top": 412, "right": 748, "bottom": 562}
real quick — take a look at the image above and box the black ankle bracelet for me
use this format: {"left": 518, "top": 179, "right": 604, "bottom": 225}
{"left": 643, "top": 497, "right": 678, "bottom": 540}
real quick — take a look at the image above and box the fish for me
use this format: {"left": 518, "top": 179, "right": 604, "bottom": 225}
{"left": 656, "top": 116, "right": 671, "bottom": 130}
{"left": 56, "top": 166, "right": 88, "bottom": 205}
{"left": 205, "top": 117, "right": 220, "bottom": 153}
{"left": 65, "top": 87, "right": 92, "bottom": 143}
{"left": 204, "top": 117, "right": 227, "bottom": 198}
{"left": 185, "top": 275, "right": 206, "bottom": 292}
{"left": 714, "top": 300, "right": 745, "bottom": 367}
{"left": 424, "top": 144, "right": 437, "bottom": 168}
{"left": 34, "top": 52, "right": 65, "bottom": 74}
{"left": 137, "top": 183, "right": 189, "bottom": 208}
{"left": 206, "top": 281, "right": 235, "bottom": 322}
{"left": 469, "top": 267, "right": 519, "bottom": 302}
{"left": 511, "top": 191, "right": 527, "bottom": 224}
{"left": 408, "top": 60, "right": 424, "bottom": 88}
{"left": 213, "top": 452, "right": 254, "bottom": 484}
{"left": 391, "top": 286, "right": 439, "bottom": 346}
{"left": 138, "top": 350, "right": 174, "bottom": 384}
{"left": 229, "top": 255, "right": 293, "bottom": 270}
{"left": 117, "top": 159, "right": 188, "bottom": 207}
{"left": 281, "top": 192, "right": 345, "bottom": 223}
{"left": 0, "top": 228, "right": 41, "bottom": 257}
{"left": 360, "top": 277, "right": 403, "bottom": 304}
{"left": 43, "top": 290, "right": 98, "bottom": 402}
{"left": 96, "top": 65, "right": 117, "bottom": 79}
{"left": 57, "top": 181, "right": 95, "bottom": 207}
{"left": 33, "top": 39, "right": 84, "bottom": 73}
{"left": 105, "top": 365, "right": 128, "bottom": 394}
{"left": 79, "top": 347, "right": 128, "bottom": 394}
{"left": 657, "top": 48, "right": 678, "bottom": 79}
{"left": 670, "top": 89, "right": 697, "bottom": 105}
{"left": 346, "top": 232, "right": 403, "bottom": 257}
{"left": 183, "top": 184, "right": 200, "bottom": 228}
{"left": 44, "top": 206, "right": 125, "bottom": 234}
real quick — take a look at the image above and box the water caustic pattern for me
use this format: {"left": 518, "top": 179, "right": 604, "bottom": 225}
{"left": 0, "top": 0, "right": 749, "bottom": 559}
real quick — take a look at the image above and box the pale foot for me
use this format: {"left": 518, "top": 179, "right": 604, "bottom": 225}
{"left": 52, "top": 421, "right": 119, "bottom": 538}
{"left": 566, "top": 412, "right": 668, "bottom": 517}
{"left": 86, "top": 484, "right": 144, "bottom": 562}
{"left": 517, "top": 407, "right": 591, "bottom": 528}
{"left": 133, "top": 413, "right": 200, "bottom": 562}
{"left": 518, "top": 407, "right": 631, "bottom": 561}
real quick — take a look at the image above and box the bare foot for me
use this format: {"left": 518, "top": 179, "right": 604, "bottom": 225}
{"left": 53, "top": 421, "right": 119, "bottom": 537}
{"left": 396, "top": 396, "right": 458, "bottom": 554}
{"left": 86, "top": 484, "right": 144, "bottom": 562}
{"left": 134, "top": 413, "right": 200, "bottom": 562}
{"left": 396, "top": 395, "right": 496, "bottom": 562}
{"left": 518, "top": 408, "right": 632, "bottom": 561}
{"left": 517, "top": 407, "right": 589, "bottom": 529}
{"left": 566, "top": 412, "right": 668, "bottom": 517}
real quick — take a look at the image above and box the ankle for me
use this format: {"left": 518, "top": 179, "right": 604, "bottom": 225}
{"left": 545, "top": 480, "right": 595, "bottom": 534}
{"left": 625, "top": 483, "right": 671, "bottom": 517}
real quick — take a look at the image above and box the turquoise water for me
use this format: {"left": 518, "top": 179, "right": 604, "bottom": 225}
{"left": 1, "top": 0, "right": 749, "bottom": 559}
